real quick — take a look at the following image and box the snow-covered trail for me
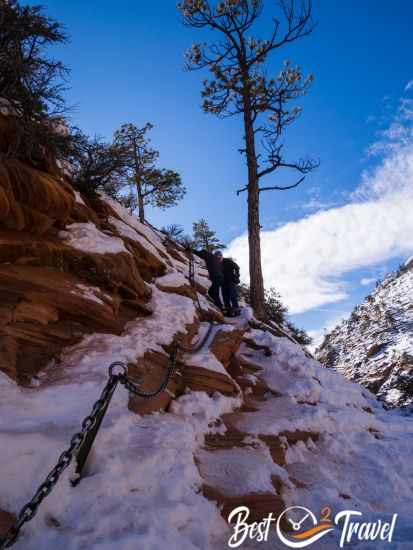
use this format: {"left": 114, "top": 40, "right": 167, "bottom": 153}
{"left": 197, "top": 329, "right": 413, "bottom": 550}
{"left": 0, "top": 287, "right": 241, "bottom": 549}
{"left": 2, "top": 307, "right": 413, "bottom": 549}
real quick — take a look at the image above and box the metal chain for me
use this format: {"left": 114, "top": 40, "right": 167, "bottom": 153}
{"left": 120, "top": 343, "right": 178, "bottom": 398}
{"left": 1, "top": 247, "right": 208, "bottom": 549}
{"left": 0, "top": 351, "right": 179, "bottom": 550}
{"left": 188, "top": 252, "right": 195, "bottom": 287}
{"left": 178, "top": 323, "right": 214, "bottom": 355}
{"left": 187, "top": 250, "right": 209, "bottom": 323}
{"left": 0, "top": 368, "right": 123, "bottom": 549}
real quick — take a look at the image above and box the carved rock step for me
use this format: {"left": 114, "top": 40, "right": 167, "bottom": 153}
{"left": 196, "top": 330, "right": 322, "bottom": 524}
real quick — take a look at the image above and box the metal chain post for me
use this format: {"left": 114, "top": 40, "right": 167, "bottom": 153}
{"left": 0, "top": 350, "right": 179, "bottom": 550}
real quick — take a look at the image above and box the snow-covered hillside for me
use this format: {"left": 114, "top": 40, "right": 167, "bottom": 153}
{"left": 0, "top": 145, "right": 413, "bottom": 549}
{"left": 317, "top": 259, "right": 413, "bottom": 408}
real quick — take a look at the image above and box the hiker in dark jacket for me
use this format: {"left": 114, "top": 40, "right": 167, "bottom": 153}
{"left": 222, "top": 257, "right": 240, "bottom": 315}
{"left": 194, "top": 249, "right": 224, "bottom": 309}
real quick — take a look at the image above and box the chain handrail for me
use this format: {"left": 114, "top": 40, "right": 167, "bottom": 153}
{"left": 187, "top": 249, "right": 211, "bottom": 323}
{"left": 120, "top": 343, "right": 178, "bottom": 398}
{"left": 0, "top": 347, "right": 179, "bottom": 550}
{"left": 177, "top": 323, "right": 214, "bottom": 354}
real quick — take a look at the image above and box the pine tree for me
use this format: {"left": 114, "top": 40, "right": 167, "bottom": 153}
{"left": 179, "top": 234, "right": 197, "bottom": 250}
{"left": 114, "top": 123, "right": 186, "bottom": 223}
{"left": 263, "top": 287, "right": 288, "bottom": 325}
{"left": 161, "top": 224, "right": 184, "bottom": 241}
{"left": 179, "top": 0, "right": 318, "bottom": 319}
{"left": 192, "top": 218, "right": 225, "bottom": 252}
{"left": 70, "top": 131, "right": 128, "bottom": 198}
{"left": 0, "top": 0, "right": 72, "bottom": 165}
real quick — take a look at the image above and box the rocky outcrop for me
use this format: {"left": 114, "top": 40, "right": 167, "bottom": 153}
{"left": 317, "top": 261, "right": 413, "bottom": 407}
{"left": 0, "top": 157, "right": 74, "bottom": 234}
{"left": 0, "top": 126, "right": 172, "bottom": 383}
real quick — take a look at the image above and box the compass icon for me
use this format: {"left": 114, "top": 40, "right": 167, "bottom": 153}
{"left": 276, "top": 506, "right": 334, "bottom": 549}
{"left": 284, "top": 506, "right": 318, "bottom": 532}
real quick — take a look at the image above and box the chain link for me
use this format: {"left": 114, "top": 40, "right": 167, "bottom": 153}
{"left": 188, "top": 252, "right": 195, "bottom": 287}
{"left": 120, "top": 343, "right": 178, "bottom": 398}
{"left": 0, "top": 353, "right": 179, "bottom": 550}
{"left": 187, "top": 250, "right": 209, "bottom": 323}
{"left": 0, "top": 372, "right": 121, "bottom": 549}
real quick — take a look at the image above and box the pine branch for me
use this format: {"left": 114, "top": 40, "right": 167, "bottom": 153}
{"left": 259, "top": 176, "right": 305, "bottom": 192}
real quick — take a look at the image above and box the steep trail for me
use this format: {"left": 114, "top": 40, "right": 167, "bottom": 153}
{"left": 0, "top": 138, "right": 413, "bottom": 548}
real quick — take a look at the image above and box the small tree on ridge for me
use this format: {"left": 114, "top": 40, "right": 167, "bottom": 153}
{"left": 114, "top": 123, "right": 186, "bottom": 223}
{"left": 70, "top": 131, "right": 128, "bottom": 198}
{"left": 161, "top": 223, "right": 185, "bottom": 241}
{"left": 192, "top": 218, "right": 225, "bottom": 252}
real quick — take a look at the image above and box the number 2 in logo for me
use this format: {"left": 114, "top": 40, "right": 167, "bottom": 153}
{"left": 320, "top": 506, "right": 332, "bottom": 523}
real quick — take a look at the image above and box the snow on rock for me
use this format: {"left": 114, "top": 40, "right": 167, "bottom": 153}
{"left": 184, "top": 324, "right": 239, "bottom": 377}
{"left": 156, "top": 271, "right": 189, "bottom": 289}
{"left": 101, "top": 193, "right": 168, "bottom": 256}
{"left": 0, "top": 287, "right": 232, "bottom": 549}
{"left": 42, "top": 286, "right": 196, "bottom": 386}
{"left": 71, "top": 283, "right": 111, "bottom": 306}
{"left": 0, "top": 389, "right": 234, "bottom": 550}
{"left": 194, "top": 273, "right": 211, "bottom": 291}
{"left": 73, "top": 191, "right": 85, "bottom": 206}
{"left": 317, "top": 262, "right": 413, "bottom": 407}
{"left": 197, "top": 444, "right": 289, "bottom": 497}
{"left": 108, "top": 215, "right": 165, "bottom": 262}
{"left": 235, "top": 331, "right": 413, "bottom": 547}
{"left": 60, "top": 222, "right": 130, "bottom": 256}
{"left": 170, "top": 390, "right": 242, "bottom": 437}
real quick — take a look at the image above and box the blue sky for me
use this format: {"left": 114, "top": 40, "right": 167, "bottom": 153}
{"left": 30, "top": 0, "right": 413, "bottom": 340}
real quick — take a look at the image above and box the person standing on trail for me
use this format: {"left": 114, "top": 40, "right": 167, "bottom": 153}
{"left": 194, "top": 249, "right": 224, "bottom": 310}
{"left": 222, "top": 256, "right": 240, "bottom": 316}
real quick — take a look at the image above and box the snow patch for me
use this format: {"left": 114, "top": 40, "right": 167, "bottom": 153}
{"left": 60, "top": 222, "right": 129, "bottom": 256}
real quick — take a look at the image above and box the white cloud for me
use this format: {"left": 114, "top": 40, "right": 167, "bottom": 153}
{"left": 360, "top": 277, "right": 376, "bottom": 286}
{"left": 300, "top": 198, "right": 339, "bottom": 211}
{"left": 228, "top": 86, "right": 413, "bottom": 316}
{"left": 367, "top": 89, "right": 413, "bottom": 157}
{"left": 405, "top": 80, "right": 413, "bottom": 91}
{"left": 227, "top": 144, "right": 413, "bottom": 315}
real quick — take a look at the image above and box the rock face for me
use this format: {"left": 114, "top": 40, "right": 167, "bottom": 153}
{"left": 0, "top": 115, "right": 170, "bottom": 384}
{"left": 317, "top": 260, "right": 413, "bottom": 408}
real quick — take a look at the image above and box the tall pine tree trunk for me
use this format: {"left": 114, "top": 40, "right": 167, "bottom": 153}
{"left": 243, "top": 99, "right": 266, "bottom": 320}
{"left": 135, "top": 173, "right": 145, "bottom": 223}
{"left": 133, "top": 147, "right": 145, "bottom": 223}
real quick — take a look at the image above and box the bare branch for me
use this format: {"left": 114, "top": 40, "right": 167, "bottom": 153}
{"left": 258, "top": 157, "right": 319, "bottom": 179}
{"left": 259, "top": 176, "right": 305, "bottom": 192}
